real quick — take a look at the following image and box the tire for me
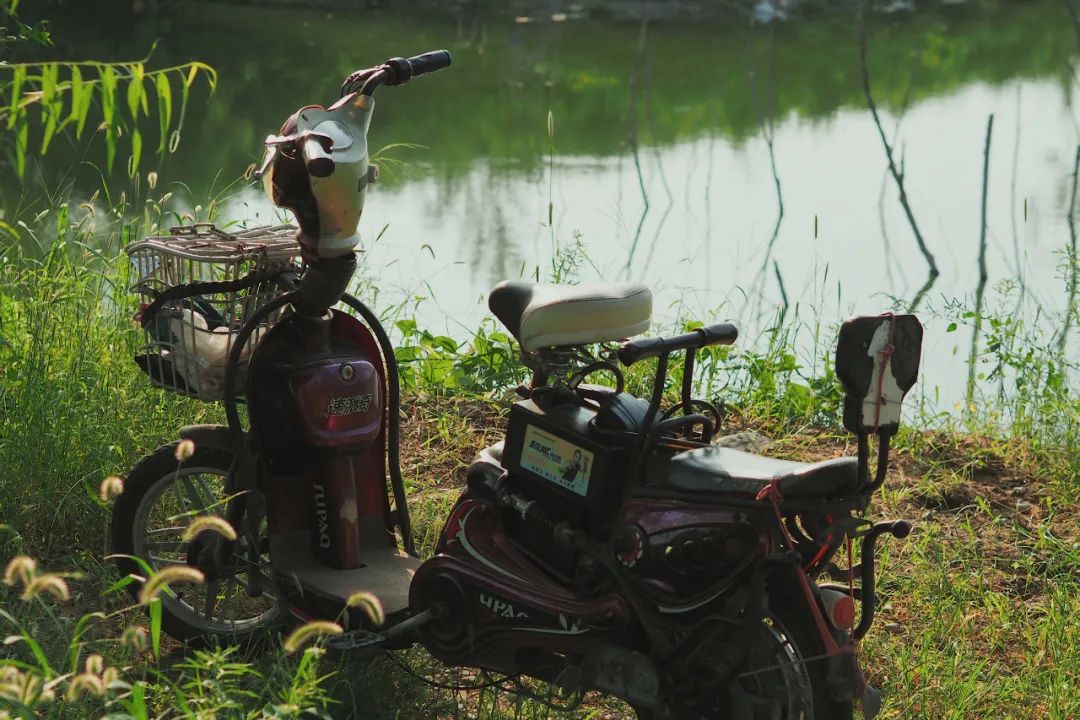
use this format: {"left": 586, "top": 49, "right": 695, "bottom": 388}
{"left": 765, "top": 596, "right": 854, "bottom": 720}
{"left": 110, "top": 442, "right": 285, "bottom": 647}
{"left": 637, "top": 591, "right": 854, "bottom": 720}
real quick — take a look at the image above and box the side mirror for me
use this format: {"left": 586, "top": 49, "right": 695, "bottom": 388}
{"left": 835, "top": 314, "right": 923, "bottom": 437}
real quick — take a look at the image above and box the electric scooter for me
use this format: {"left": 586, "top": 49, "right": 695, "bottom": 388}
{"left": 112, "top": 51, "right": 922, "bottom": 719}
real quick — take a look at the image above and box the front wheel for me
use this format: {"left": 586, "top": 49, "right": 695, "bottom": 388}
{"left": 639, "top": 597, "right": 854, "bottom": 720}
{"left": 110, "top": 442, "right": 285, "bottom": 647}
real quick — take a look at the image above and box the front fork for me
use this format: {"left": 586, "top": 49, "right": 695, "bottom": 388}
{"left": 810, "top": 519, "right": 912, "bottom": 718}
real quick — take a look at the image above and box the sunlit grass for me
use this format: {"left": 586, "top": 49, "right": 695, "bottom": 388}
{"left": 1, "top": 192, "right": 1078, "bottom": 720}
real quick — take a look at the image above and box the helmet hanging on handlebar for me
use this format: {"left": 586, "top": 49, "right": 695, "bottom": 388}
{"left": 256, "top": 51, "right": 450, "bottom": 261}
{"left": 259, "top": 93, "right": 376, "bottom": 260}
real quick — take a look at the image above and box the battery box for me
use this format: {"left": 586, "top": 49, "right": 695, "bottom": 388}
{"left": 501, "top": 397, "right": 621, "bottom": 513}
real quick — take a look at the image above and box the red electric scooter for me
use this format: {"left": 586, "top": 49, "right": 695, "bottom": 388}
{"left": 112, "top": 51, "right": 922, "bottom": 719}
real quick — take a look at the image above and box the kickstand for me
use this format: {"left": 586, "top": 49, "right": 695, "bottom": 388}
{"left": 862, "top": 685, "right": 882, "bottom": 719}
{"left": 326, "top": 603, "right": 447, "bottom": 652}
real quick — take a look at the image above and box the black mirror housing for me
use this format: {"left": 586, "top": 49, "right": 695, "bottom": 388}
{"left": 835, "top": 314, "right": 923, "bottom": 437}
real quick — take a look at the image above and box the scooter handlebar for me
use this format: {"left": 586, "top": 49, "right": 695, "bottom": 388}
{"left": 618, "top": 323, "right": 738, "bottom": 366}
{"left": 406, "top": 50, "right": 452, "bottom": 79}
{"left": 383, "top": 50, "right": 453, "bottom": 86}
{"left": 348, "top": 50, "right": 453, "bottom": 95}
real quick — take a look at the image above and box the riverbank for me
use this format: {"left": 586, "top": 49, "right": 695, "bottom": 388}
{"left": 1, "top": 250, "right": 1077, "bottom": 718}
{"left": 0, "top": 392, "right": 1076, "bottom": 717}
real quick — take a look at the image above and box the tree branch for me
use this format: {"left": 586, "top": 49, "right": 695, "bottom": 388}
{"left": 857, "top": 1, "right": 939, "bottom": 309}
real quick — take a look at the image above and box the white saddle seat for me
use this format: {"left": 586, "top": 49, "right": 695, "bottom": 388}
{"left": 488, "top": 281, "right": 652, "bottom": 352}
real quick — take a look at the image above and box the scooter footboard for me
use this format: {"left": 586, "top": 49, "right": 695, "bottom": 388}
{"left": 270, "top": 528, "right": 421, "bottom": 628}
{"left": 409, "top": 498, "right": 632, "bottom": 672}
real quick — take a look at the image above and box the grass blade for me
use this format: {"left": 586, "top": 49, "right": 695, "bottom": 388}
{"left": 155, "top": 72, "right": 172, "bottom": 153}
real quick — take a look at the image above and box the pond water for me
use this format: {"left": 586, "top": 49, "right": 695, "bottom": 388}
{"left": 15, "top": 0, "right": 1080, "bottom": 412}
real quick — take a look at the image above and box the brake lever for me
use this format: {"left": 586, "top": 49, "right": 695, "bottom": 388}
{"left": 254, "top": 131, "right": 335, "bottom": 180}
{"left": 252, "top": 145, "right": 277, "bottom": 181}
{"left": 340, "top": 68, "right": 379, "bottom": 97}
{"left": 262, "top": 130, "right": 333, "bottom": 149}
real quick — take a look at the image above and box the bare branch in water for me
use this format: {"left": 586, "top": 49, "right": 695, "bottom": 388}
{"left": 878, "top": 168, "right": 897, "bottom": 290}
{"left": 1064, "top": 0, "right": 1080, "bottom": 46}
{"left": 623, "top": 22, "right": 651, "bottom": 278}
{"left": 1010, "top": 86, "right": 1024, "bottom": 298}
{"left": 877, "top": 78, "right": 916, "bottom": 293}
{"left": 639, "top": 19, "right": 675, "bottom": 278}
{"left": 967, "top": 114, "right": 994, "bottom": 406}
{"left": 773, "top": 260, "right": 788, "bottom": 323}
{"left": 1060, "top": 144, "right": 1080, "bottom": 354}
{"left": 759, "top": 28, "right": 784, "bottom": 266}
{"left": 908, "top": 273, "right": 936, "bottom": 316}
{"left": 857, "top": 1, "right": 939, "bottom": 310}
{"left": 743, "top": 27, "right": 785, "bottom": 324}
{"left": 978, "top": 115, "right": 994, "bottom": 288}
{"left": 1061, "top": 0, "right": 1080, "bottom": 353}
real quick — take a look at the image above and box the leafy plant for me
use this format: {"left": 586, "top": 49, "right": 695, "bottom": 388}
{"left": 0, "top": 0, "right": 52, "bottom": 49}
{"left": 0, "top": 4, "right": 215, "bottom": 180}
{"left": 0, "top": 494, "right": 338, "bottom": 720}
{"left": 0, "top": 54, "right": 216, "bottom": 178}
{"left": 394, "top": 317, "right": 525, "bottom": 395}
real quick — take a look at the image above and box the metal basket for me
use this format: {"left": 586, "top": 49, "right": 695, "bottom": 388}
{"left": 126, "top": 223, "right": 302, "bottom": 400}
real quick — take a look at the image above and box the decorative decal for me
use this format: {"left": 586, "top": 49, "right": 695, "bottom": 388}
{"left": 516, "top": 612, "right": 588, "bottom": 636}
{"left": 657, "top": 585, "right": 730, "bottom": 615}
{"left": 616, "top": 525, "right": 646, "bottom": 569}
{"left": 442, "top": 501, "right": 475, "bottom": 548}
{"left": 312, "top": 482, "right": 331, "bottom": 549}
{"left": 325, "top": 393, "right": 373, "bottom": 417}
{"left": 479, "top": 592, "right": 529, "bottom": 619}
{"left": 520, "top": 425, "right": 593, "bottom": 497}
{"left": 862, "top": 321, "right": 903, "bottom": 427}
{"left": 453, "top": 505, "right": 528, "bottom": 583}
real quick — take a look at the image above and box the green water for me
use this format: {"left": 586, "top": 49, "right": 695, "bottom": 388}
{"left": 9, "top": 0, "right": 1080, "bottom": 409}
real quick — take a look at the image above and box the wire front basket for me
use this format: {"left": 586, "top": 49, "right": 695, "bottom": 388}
{"left": 126, "top": 223, "right": 301, "bottom": 400}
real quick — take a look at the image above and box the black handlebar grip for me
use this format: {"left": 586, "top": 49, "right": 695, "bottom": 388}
{"left": 886, "top": 520, "right": 913, "bottom": 539}
{"left": 617, "top": 336, "right": 667, "bottom": 366}
{"left": 408, "top": 50, "right": 452, "bottom": 77}
{"left": 698, "top": 322, "right": 739, "bottom": 346}
{"left": 382, "top": 51, "right": 452, "bottom": 87}
{"left": 618, "top": 323, "right": 739, "bottom": 366}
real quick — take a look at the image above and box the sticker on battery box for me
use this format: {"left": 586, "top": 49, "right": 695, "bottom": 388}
{"left": 520, "top": 425, "right": 593, "bottom": 497}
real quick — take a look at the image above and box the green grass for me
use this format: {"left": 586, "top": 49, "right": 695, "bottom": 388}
{"left": 0, "top": 245, "right": 218, "bottom": 560}
{"left": 4, "top": 2, "right": 1078, "bottom": 715}
{"left": 767, "top": 426, "right": 1080, "bottom": 719}
{"left": 1, "top": 195, "right": 1078, "bottom": 719}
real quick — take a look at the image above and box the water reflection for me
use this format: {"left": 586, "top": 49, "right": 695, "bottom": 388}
{"left": 23, "top": 0, "right": 1075, "bottom": 191}
{"left": 1061, "top": 145, "right": 1080, "bottom": 354}
{"left": 10, "top": 0, "right": 1080, "bottom": 412}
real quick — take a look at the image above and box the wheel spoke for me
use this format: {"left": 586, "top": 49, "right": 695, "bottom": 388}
{"left": 129, "top": 457, "right": 282, "bottom": 634}
{"left": 742, "top": 691, "right": 782, "bottom": 712}
{"left": 170, "top": 481, "right": 186, "bottom": 514}
{"left": 147, "top": 526, "right": 186, "bottom": 536}
{"left": 197, "top": 477, "right": 218, "bottom": 510}
{"left": 145, "top": 540, "right": 186, "bottom": 553}
{"left": 181, "top": 476, "right": 209, "bottom": 512}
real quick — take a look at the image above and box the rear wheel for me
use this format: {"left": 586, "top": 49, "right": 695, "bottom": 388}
{"left": 638, "top": 596, "right": 853, "bottom": 720}
{"left": 110, "top": 443, "right": 285, "bottom": 647}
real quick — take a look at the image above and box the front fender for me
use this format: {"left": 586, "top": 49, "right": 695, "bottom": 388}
{"left": 766, "top": 553, "right": 865, "bottom": 704}
{"left": 179, "top": 424, "right": 241, "bottom": 455}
